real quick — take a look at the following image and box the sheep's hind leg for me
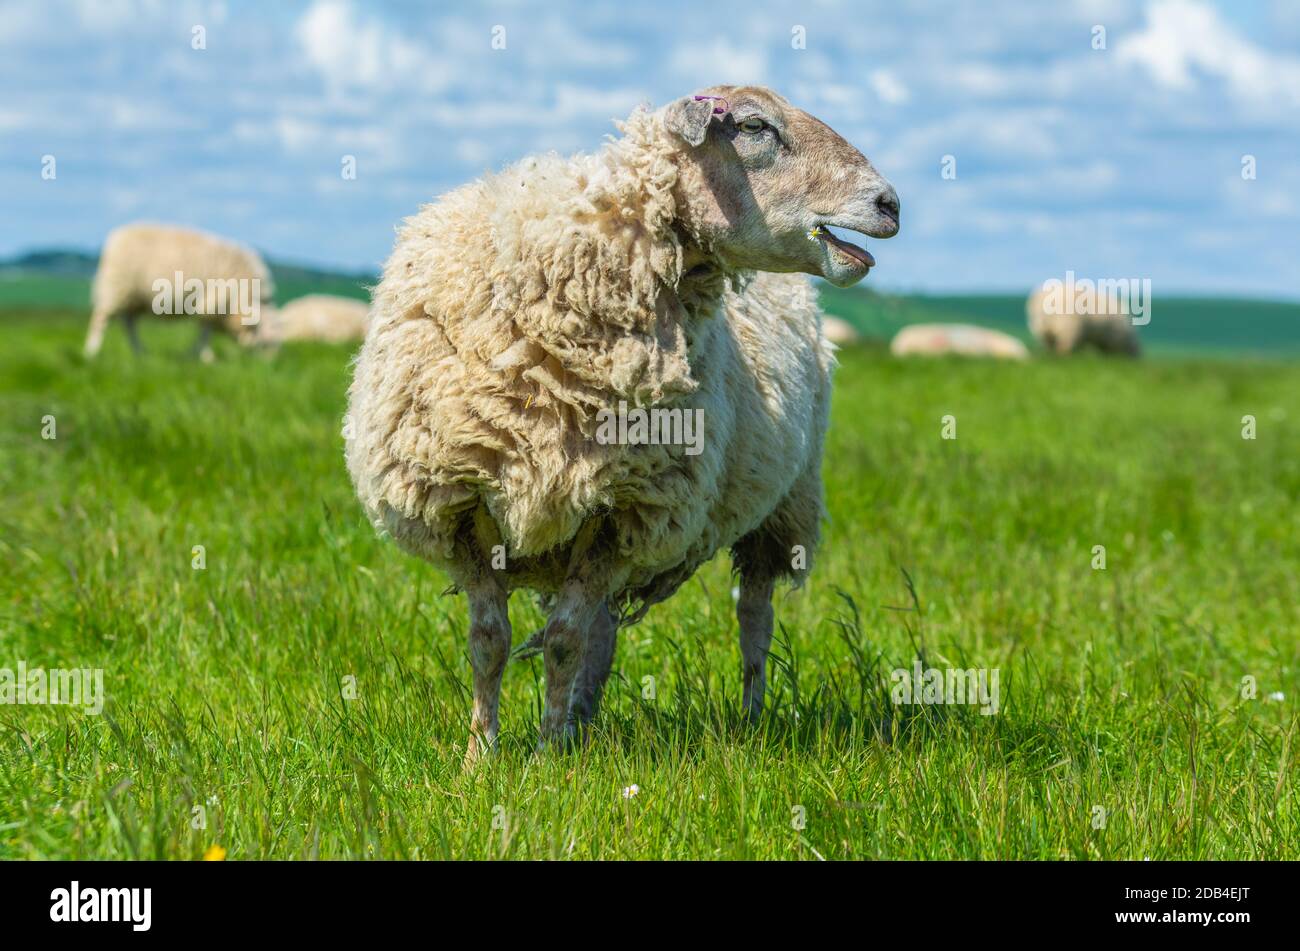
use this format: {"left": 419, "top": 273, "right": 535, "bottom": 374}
{"left": 538, "top": 584, "right": 606, "bottom": 750}
{"left": 534, "top": 520, "right": 623, "bottom": 750}
{"left": 733, "top": 461, "right": 823, "bottom": 721}
{"left": 464, "top": 578, "right": 512, "bottom": 768}
{"left": 737, "top": 574, "right": 776, "bottom": 721}
{"left": 124, "top": 313, "right": 145, "bottom": 355}
{"left": 570, "top": 601, "right": 618, "bottom": 727}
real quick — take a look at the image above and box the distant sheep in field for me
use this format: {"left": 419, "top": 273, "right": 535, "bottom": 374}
{"left": 891, "top": 323, "right": 1028, "bottom": 360}
{"left": 821, "top": 315, "right": 861, "bottom": 346}
{"left": 84, "top": 222, "right": 274, "bottom": 361}
{"left": 344, "top": 85, "right": 901, "bottom": 760}
{"left": 1026, "top": 285, "right": 1140, "bottom": 356}
{"left": 266, "top": 294, "right": 370, "bottom": 344}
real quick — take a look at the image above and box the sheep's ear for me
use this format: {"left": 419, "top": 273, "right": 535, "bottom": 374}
{"left": 664, "top": 96, "right": 717, "bottom": 147}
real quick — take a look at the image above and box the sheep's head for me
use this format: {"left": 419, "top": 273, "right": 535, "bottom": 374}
{"left": 662, "top": 85, "right": 899, "bottom": 288}
{"left": 248, "top": 304, "right": 283, "bottom": 349}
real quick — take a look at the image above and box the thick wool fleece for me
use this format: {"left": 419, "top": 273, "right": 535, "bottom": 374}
{"left": 91, "top": 223, "right": 274, "bottom": 338}
{"left": 345, "top": 107, "right": 834, "bottom": 617}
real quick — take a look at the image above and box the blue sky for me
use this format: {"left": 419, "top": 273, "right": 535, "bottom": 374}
{"left": 2, "top": 0, "right": 1298, "bottom": 297}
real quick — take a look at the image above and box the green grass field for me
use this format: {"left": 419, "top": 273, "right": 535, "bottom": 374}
{"left": 1, "top": 305, "right": 1297, "bottom": 860}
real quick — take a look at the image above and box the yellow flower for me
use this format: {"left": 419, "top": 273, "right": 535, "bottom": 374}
{"left": 203, "top": 844, "right": 227, "bottom": 861}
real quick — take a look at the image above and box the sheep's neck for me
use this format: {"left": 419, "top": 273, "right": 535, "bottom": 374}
{"left": 673, "top": 243, "right": 729, "bottom": 324}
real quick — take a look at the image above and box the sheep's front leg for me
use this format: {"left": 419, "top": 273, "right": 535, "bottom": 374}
{"left": 124, "top": 313, "right": 144, "bottom": 355}
{"left": 464, "top": 580, "right": 511, "bottom": 768}
{"left": 738, "top": 575, "right": 776, "bottom": 720}
{"left": 192, "top": 322, "right": 214, "bottom": 362}
{"left": 539, "top": 583, "right": 607, "bottom": 749}
{"left": 570, "top": 601, "right": 618, "bottom": 726}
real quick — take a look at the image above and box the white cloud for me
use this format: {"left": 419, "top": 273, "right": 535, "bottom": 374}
{"left": 101, "top": 95, "right": 199, "bottom": 132}
{"left": 998, "top": 160, "right": 1120, "bottom": 196}
{"left": 553, "top": 83, "right": 647, "bottom": 121}
{"left": 869, "top": 68, "right": 909, "bottom": 105}
{"left": 935, "top": 54, "right": 1114, "bottom": 103}
{"left": 878, "top": 106, "right": 1069, "bottom": 169}
{"left": 1072, "top": 0, "right": 1132, "bottom": 20}
{"left": 454, "top": 139, "right": 492, "bottom": 165}
{"left": 294, "top": 0, "right": 449, "bottom": 93}
{"left": 232, "top": 114, "right": 397, "bottom": 165}
{"left": 1222, "top": 170, "right": 1299, "bottom": 219}
{"left": 72, "top": 0, "right": 160, "bottom": 32}
{"left": 412, "top": 82, "right": 644, "bottom": 133}
{"left": 525, "top": 19, "right": 634, "bottom": 69}
{"left": 0, "top": 0, "right": 54, "bottom": 44}
{"left": 0, "top": 108, "right": 30, "bottom": 130}
{"left": 667, "top": 38, "right": 767, "bottom": 87}
{"left": 949, "top": 62, "right": 1012, "bottom": 97}
{"left": 1116, "top": 0, "right": 1300, "bottom": 106}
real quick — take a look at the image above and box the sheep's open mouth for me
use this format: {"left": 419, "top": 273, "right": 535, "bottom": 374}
{"left": 813, "top": 225, "right": 876, "bottom": 269}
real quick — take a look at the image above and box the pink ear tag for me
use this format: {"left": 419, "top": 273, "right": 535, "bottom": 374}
{"left": 692, "top": 95, "right": 730, "bottom": 115}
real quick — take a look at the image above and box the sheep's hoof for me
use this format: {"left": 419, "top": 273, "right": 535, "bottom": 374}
{"left": 534, "top": 721, "right": 579, "bottom": 754}
{"left": 463, "top": 733, "right": 498, "bottom": 771}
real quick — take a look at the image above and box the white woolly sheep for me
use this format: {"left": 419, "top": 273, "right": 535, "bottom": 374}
{"left": 345, "top": 85, "right": 900, "bottom": 760}
{"left": 1026, "top": 286, "right": 1140, "bottom": 356}
{"left": 267, "top": 293, "right": 370, "bottom": 344}
{"left": 84, "top": 222, "right": 275, "bottom": 361}
{"left": 890, "top": 323, "right": 1029, "bottom": 360}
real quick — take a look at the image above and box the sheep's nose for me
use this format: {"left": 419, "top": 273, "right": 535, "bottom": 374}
{"left": 874, "top": 184, "right": 900, "bottom": 233}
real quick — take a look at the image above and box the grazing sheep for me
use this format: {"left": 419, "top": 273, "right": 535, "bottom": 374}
{"left": 890, "top": 323, "right": 1028, "bottom": 360}
{"left": 1026, "top": 286, "right": 1140, "bottom": 356}
{"left": 84, "top": 222, "right": 275, "bottom": 361}
{"left": 267, "top": 293, "right": 370, "bottom": 344}
{"left": 345, "top": 85, "right": 900, "bottom": 759}
{"left": 821, "top": 315, "right": 862, "bottom": 346}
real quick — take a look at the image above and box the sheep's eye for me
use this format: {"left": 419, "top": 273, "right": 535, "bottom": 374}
{"left": 738, "top": 117, "right": 767, "bottom": 134}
